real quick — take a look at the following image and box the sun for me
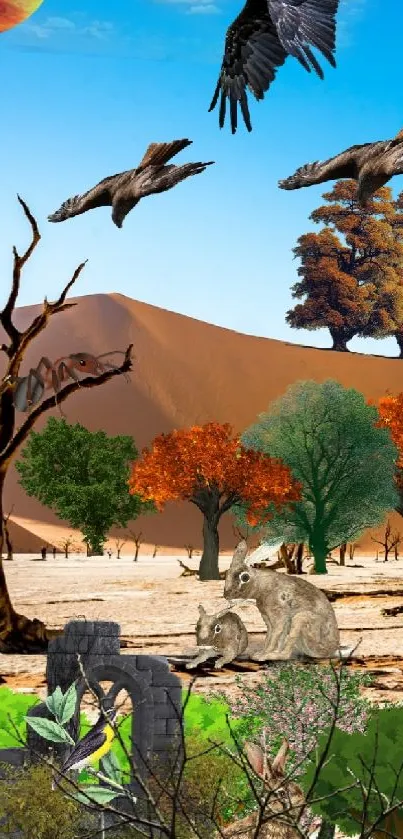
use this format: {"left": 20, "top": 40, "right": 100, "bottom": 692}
{"left": 0, "top": 0, "right": 44, "bottom": 33}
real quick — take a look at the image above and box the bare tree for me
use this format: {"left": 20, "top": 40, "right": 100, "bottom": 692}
{"left": 0, "top": 197, "right": 133, "bottom": 653}
{"left": 152, "top": 544, "right": 160, "bottom": 558}
{"left": 348, "top": 542, "right": 358, "bottom": 561}
{"left": 339, "top": 542, "right": 347, "bottom": 566}
{"left": 2, "top": 505, "right": 14, "bottom": 561}
{"left": 232, "top": 522, "right": 253, "bottom": 545}
{"left": 184, "top": 544, "right": 194, "bottom": 559}
{"left": 58, "top": 536, "right": 81, "bottom": 559}
{"left": 128, "top": 529, "right": 143, "bottom": 561}
{"left": 371, "top": 520, "right": 401, "bottom": 562}
{"left": 114, "top": 537, "right": 126, "bottom": 558}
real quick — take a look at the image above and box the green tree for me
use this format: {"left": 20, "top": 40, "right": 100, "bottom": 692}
{"left": 16, "top": 418, "right": 153, "bottom": 555}
{"left": 302, "top": 706, "right": 403, "bottom": 839}
{"left": 234, "top": 380, "right": 399, "bottom": 574}
{"left": 286, "top": 181, "right": 403, "bottom": 352}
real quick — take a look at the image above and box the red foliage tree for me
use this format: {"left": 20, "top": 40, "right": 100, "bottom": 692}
{"left": 373, "top": 393, "right": 403, "bottom": 516}
{"left": 128, "top": 422, "right": 301, "bottom": 580}
{"left": 287, "top": 181, "right": 403, "bottom": 353}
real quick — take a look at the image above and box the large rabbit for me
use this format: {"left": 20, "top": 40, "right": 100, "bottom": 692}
{"left": 186, "top": 604, "right": 248, "bottom": 669}
{"left": 224, "top": 541, "right": 339, "bottom": 661}
{"left": 216, "top": 738, "right": 306, "bottom": 838}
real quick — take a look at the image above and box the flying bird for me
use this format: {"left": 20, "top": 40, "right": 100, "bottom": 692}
{"left": 209, "top": 0, "right": 341, "bottom": 134}
{"left": 48, "top": 140, "right": 214, "bottom": 228}
{"left": 278, "top": 129, "right": 403, "bottom": 206}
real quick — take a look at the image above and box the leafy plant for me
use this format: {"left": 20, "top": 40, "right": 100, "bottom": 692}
{"left": 302, "top": 705, "right": 403, "bottom": 837}
{"left": 25, "top": 684, "right": 126, "bottom": 805}
{"left": 0, "top": 686, "right": 40, "bottom": 748}
{"left": 211, "top": 662, "right": 372, "bottom": 777}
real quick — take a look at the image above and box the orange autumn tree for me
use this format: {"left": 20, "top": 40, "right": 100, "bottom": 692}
{"left": 128, "top": 422, "right": 301, "bottom": 580}
{"left": 374, "top": 393, "right": 403, "bottom": 517}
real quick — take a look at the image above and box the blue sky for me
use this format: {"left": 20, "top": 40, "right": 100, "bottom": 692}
{"left": 0, "top": 0, "right": 401, "bottom": 356}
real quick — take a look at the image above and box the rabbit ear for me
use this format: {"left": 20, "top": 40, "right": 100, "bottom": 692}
{"left": 216, "top": 602, "right": 236, "bottom": 618}
{"left": 231, "top": 540, "right": 249, "bottom": 567}
{"left": 244, "top": 742, "right": 265, "bottom": 779}
{"left": 198, "top": 604, "right": 206, "bottom": 615}
{"left": 270, "top": 739, "right": 289, "bottom": 776}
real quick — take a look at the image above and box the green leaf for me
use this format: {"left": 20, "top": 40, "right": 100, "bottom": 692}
{"left": 59, "top": 683, "right": 77, "bottom": 725}
{"left": 24, "top": 716, "right": 75, "bottom": 744}
{"left": 100, "top": 751, "right": 122, "bottom": 784}
{"left": 70, "top": 785, "right": 123, "bottom": 805}
{"left": 45, "top": 686, "right": 64, "bottom": 719}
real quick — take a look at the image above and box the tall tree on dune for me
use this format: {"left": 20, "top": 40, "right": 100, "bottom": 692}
{"left": 127, "top": 422, "right": 301, "bottom": 581}
{"left": 286, "top": 181, "right": 403, "bottom": 353}
{"left": 0, "top": 197, "right": 133, "bottom": 653}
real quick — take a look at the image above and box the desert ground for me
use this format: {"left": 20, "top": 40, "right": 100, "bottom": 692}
{"left": 1, "top": 549, "right": 403, "bottom": 711}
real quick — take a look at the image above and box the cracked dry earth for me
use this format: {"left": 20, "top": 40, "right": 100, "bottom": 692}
{"left": 1, "top": 553, "right": 403, "bottom": 839}
{"left": 1, "top": 552, "right": 403, "bottom": 706}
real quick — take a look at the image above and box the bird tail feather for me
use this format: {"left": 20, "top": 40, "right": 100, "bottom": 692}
{"left": 137, "top": 139, "right": 193, "bottom": 171}
{"left": 278, "top": 162, "right": 319, "bottom": 190}
{"left": 48, "top": 195, "right": 81, "bottom": 222}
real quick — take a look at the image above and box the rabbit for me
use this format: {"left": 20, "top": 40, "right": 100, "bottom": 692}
{"left": 186, "top": 603, "right": 249, "bottom": 670}
{"left": 224, "top": 541, "right": 339, "bottom": 662}
{"left": 216, "top": 738, "right": 306, "bottom": 838}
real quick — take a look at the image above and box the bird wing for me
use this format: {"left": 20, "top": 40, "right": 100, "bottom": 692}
{"left": 278, "top": 142, "right": 379, "bottom": 189}
{"left": 61, "top": 720, "right": 107, "bottom": 772}
{"left": 47, "top": 174, "right": 120, "bottom": 222}
{"left": 209, "top": 0, "right": 287, "bottom": 133}
{"left": 268, "top": 0, "right": 340, "bottom": 77}
{"left": 136, "top": 139, "right": 193, "bottom": 172}
{"left": 134, "top": 161, "right": 214, "bottom": 198}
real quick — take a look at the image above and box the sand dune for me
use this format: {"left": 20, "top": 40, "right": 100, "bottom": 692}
{"left": 1, "top": 292, "right": 402, "bottom": 553}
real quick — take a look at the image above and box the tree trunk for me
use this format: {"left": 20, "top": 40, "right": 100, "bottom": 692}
{"left": 317, "top": 820, "right": 336, "bottom": 839}
{"left": 339, "top": 542, "right": 347, "bottom": 566}
{"left": 2, "top": 516, "right": 13, "bottom": 560}
{"left": 0, "top": 470, "right": 61, "bottom": 652}
{"left": 279, "top": 543, "right": 296, "bottom": 573}
{"left": 329, "top": 329, "right": 352, "bottom": 352}
{"left": 310, "top": 531, "right": 329, "bottom": 574}
{"left": 295, "top": 542, "right": 304, "bottom": 574}
{"left": 199, "top": 514, "right": 220, "bottom": 581}
{"left": 395, "top": 333, "right": 403, "bottom": 359}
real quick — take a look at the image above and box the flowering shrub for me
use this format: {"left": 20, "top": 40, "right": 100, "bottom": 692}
{"left": 212, "top": 662, "right": 372, "bottom": 776}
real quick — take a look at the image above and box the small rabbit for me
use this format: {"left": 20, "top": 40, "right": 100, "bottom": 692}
{"left": 216, "top": 738, "right": 306, "bottom": 838}
{"left": 224, "top": 541, "right": 339, "bottom": 662}
{"left": 186, "top": 604, "right": 248, "bottom": 670}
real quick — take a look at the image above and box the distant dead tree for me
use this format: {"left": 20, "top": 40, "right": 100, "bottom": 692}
{"left": 184, "top": 544, "right": 194, "bottom": 559}
{"left": 58, "top": 536, "right": 80, "bottom": 558}
{"left": 2, "top": 505, "right": 14, "bottom": 561}
{"left": 128, "top": 530, "right": 143, "bottom": 561}
{"left": 371, "top": 520, "right": 401, "bottom": 562}
{"left": 339, "top": 542, "right": 347, "bottom": 566}
{"left": 278, "top": 542, "right": 304, "bottom": 574}
{"left": 232, "top": 522, "right": 253, "bottom": 545}
{"left": 114, "top": 537, "right": 126, "bottom": 558}
{"left": 349, "top": 542, "right": 358, "bottom": 561}
{"left": 0, "top": 196, "right": 133, "bottom": 653}
{"left": 152, "top": 544, "right": 160, "bottom": 558}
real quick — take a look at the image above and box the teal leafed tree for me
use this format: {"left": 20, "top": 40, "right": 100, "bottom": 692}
{"left": 234, "top": 379, "right": 399, "bottom": 574}
{"left": 16, "top": 418, "right": 154, "bottom": 555}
